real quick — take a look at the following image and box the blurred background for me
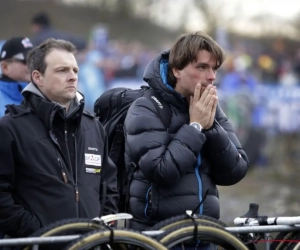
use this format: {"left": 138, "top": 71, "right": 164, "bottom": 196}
{"left": 1, "top": 0, "right": 300, "bottom": 225}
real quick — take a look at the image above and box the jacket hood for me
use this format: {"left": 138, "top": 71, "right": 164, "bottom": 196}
{"left": 22, "top": 82, "right": 44, "bottom": 99}
{"left": 143, "top": 50, "right": 188, "bottom": 108}
{"left": 19, "top": 82, "right": 86, "bottom": 131}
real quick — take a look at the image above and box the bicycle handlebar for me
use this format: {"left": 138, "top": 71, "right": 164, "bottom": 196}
{"left": 234, "top": 216, "right": 300, "bottom": 226}
{"left": 93, "top": 213, "right": 133, "bottom": 224}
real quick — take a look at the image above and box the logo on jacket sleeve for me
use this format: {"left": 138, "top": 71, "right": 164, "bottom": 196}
{"left": 151, "top": 96, "right": 163, "bottom": 109}
{"left": 85, "top": 153, "right": 101, "bottom": 166}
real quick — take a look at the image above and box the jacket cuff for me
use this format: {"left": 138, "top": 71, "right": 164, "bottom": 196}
{"left": 203, "top": 122, "right": 230, "bottom": 152}
{"left": 174, "top": 124, "right": 207, "bottom": 154}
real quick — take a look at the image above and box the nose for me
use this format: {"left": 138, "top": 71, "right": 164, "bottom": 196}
{"left": 207, "top": 68, "right": 216, "bottom": 82}
{"left": 68, "top": 70, "right": 78, "bottom": 82}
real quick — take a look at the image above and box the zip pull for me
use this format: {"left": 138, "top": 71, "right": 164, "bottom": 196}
{"left": 58, "top": 158, "right": 68, "bottom": 183}
{"left": 75, "top": 187, "right": 80, "bottom": 202}
{"left": 61, "top": 170, "right": 68, "bottom": 183}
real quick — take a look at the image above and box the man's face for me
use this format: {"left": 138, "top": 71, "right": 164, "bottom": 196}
{"left": 35, "top": 49, "right": 79, "bottom": 107}
{"left": 1, "top": 59, "right": 30, "bottom": 82}
{"left": 173, "top": 50, "right": 217, "bottom": 98}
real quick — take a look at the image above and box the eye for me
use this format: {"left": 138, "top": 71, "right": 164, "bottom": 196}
{"left": 198, "top": 65, "right": 206, "bottom": 70}
{"left": 213, "top": 67, "right": 219, "bottom": 73}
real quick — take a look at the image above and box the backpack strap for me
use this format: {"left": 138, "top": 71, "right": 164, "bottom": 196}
{"left": 143, "top": 88, "right": 171, "bottom": 129}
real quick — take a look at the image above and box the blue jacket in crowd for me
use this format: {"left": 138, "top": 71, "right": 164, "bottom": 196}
{"left": 0, "top": 75, "right": 28, "bottom": 117}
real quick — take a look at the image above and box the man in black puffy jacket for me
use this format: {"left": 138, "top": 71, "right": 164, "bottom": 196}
{"left": 124, "top": 31, "right": 249, "bottom": 236}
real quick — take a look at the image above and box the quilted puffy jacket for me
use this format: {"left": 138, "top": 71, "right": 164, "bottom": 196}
{"left": 124, "top": 50, "right": 249, "bottom": 230}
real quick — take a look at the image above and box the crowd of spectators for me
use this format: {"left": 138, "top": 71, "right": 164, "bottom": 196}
{"left": 74, "top": 26, "right": 300, "bottom": 109}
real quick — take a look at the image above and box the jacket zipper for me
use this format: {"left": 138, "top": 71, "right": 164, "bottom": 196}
{"left": 106, "top": 91, "right": 115, "bottom": 123}
{"left": 73, "top": 133, "right": 79, "bottom": 217}
{"left": 117, "top": 89, "right": 126, "bottom": 112}
{"left": 195, "top": 154, "right": 203, "bottom": 214}
{"left": 144, "top": 186, "right": 152, "bottom": 218}
{"left": 49, "top": 106, "right": 81, "bottom": 217}
{"left": 53, "top": 139, "right": 69, "bottom": 184}
{"left": 65, "top": 122, "right": 79, "bottom": 217}
{"left": 58, "top": 157, "right": 68, "bottom": 183}
{"left": 64, "top": 123, "right": 73, "bottom": 169}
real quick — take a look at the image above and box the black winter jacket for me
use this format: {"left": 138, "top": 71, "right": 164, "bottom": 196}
{"left": 124, "top": 51, "right": 249, "bottom": 229}
{"left": 0, "top": 84, "right": 118, "bottom": 237}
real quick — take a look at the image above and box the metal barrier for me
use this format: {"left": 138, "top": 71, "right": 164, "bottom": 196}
{"left": 0, "top": 235, "right": 79, "bottom": 247}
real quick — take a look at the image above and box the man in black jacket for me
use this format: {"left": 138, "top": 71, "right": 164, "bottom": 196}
{"left": 124, "top": 31, "right": 249, "bottom": 239}
{"left": 0, "top": 38, "right": 118, "bottom": 237}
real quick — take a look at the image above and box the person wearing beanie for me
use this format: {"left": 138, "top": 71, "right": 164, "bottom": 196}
{"left": 0, "top": 37, "right": 33, "bottom": 117}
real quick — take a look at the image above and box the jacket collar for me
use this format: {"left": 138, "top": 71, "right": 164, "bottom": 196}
{"left": 22, "top": 83, "right": 85, "bottom": 130}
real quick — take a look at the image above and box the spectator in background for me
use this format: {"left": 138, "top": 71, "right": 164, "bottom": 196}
{"left": 219, "top": 55, "right": 257, "bottom": 93}
{"left": 30, "top": 12, "right": 87, "bottom": 51}
{"left": 77, "top": 24, "right": 110, "bottom": 112}
{"left": 0, "top": 37, "right": 33, "bottom": 117}
{"left": 293, "top": 48, "right": 300, "bottom": 84}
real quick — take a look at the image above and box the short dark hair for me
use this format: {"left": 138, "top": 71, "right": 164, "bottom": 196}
{"left": 168, "top": 31, "right": 225, "bottom": 87}
{"left": 26, "top": 38, "right": 77, "bottom": 80}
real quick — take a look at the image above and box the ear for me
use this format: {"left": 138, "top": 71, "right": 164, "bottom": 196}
{"left": 0, "top": 61, "right": 8, "bottom": 73}
{"left": 32, "top": 70, "right": 43, "bottom": 87}
{"left": 172, "top": 68, "right": 181, "bottom": 79}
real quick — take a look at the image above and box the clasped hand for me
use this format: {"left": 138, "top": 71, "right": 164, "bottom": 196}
{"left": 189, "top": 83, "right": 218, "bottom": 130}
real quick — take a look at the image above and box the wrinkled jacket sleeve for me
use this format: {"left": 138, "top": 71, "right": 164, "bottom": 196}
{"left": 124, "top": 97, "right": 207, "bottom": 188}
{"left": 0, "top": 124, "right": 41, "bottom": 237}
{"left": 203, "top": 103, "right": 249, "bottom": 186}
{"left": 99, "top": 124, "right": 119, "bottom": 215}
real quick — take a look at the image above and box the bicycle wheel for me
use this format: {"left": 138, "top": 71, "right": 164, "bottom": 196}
{"left": 270, "top": 231, "right": 299, "bottom": 250}
{"left": 23, "top": 218, "right": 104, "bottom": 250}
{"left": 157, "top": 222, "right": 248, "bottom": 249}
{"left": 64, "top": 228, "right": 168, "bottom": 250}
{"left": 148, "top": 215, "right": 258, "bottom": 249}
{"left": 148, "top": 214, "right": 227, "bottom": 231}
{"left": 285, "top": 231, "right": 300, "bottom": 250}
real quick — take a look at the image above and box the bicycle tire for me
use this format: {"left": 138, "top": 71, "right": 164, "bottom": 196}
{"left": 285, "top": 231, "right": 300, "bottom": 250}
{"left": 64, "top": 228, "right": 168, "bottom": 250}
{"left": 23, "top": 218, "right": 104, "bottom": 250}
{"left": 148, "top": 214, "right": 227, "bottom": 231}
{"left": 271, "top": 231, "right": 299, "bottom": 250}
{"left": 148, "top": 214, "right": 257, "bottom": 249}
{"left": 157, "top": 222, "right": 248, "bottom": 249}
